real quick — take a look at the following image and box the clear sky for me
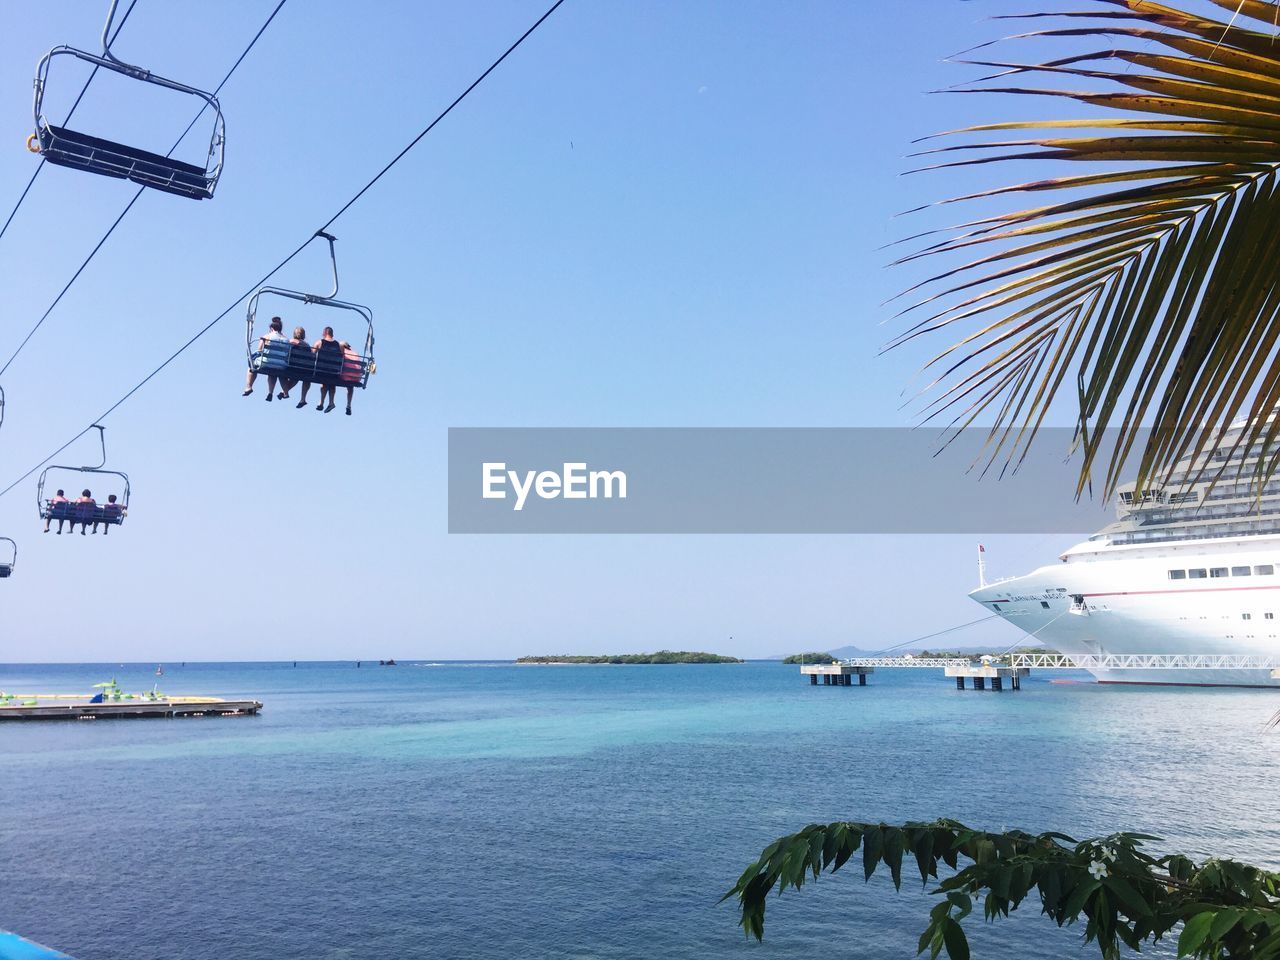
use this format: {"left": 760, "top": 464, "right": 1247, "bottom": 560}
{"left": 0, "top": 0, "right": 1100, "bottom": 662}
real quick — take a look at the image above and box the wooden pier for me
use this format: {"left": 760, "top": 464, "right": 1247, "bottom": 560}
{"left": 800, "top": 663, "right": 874, "bottom": 686}
{"left": 0, "top": 697, "right": 263, "bottom": 721}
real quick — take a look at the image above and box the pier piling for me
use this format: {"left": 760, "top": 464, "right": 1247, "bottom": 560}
{"left": 800, "top": 664, "right": 875, "bottom": 687}
{"left": 944, "top": 663, "right": 1029, "bottom": 692}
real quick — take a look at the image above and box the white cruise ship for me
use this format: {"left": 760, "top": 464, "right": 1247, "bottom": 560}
{"left": 970, "top": 424, "right": 1280, "bottom": 686}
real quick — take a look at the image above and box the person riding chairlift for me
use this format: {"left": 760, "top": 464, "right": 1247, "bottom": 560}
{"left": 243, "top": 316, "right": 287, "bottom": 401}
{"left": 93, "top": 494, "right": 125, "bottom": 536}
{"left": 284, "top": 326, "right": 311, "bottom": 408}
{"left": 314, "top": 326, "right": 342, "bottom": 413}
{"left": 43, "top": 488, "right": 69, "bottom": 535}
{"left": 71, "top": 489, "right": 95, "bottom": 536}
{"left": 339, "top": 340, "right": 361, "bottom": 416}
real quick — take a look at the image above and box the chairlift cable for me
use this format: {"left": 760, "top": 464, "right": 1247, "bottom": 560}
{"left": 315, "top": 0, "right": 567, "bottom": 235}
{"left": 869, "top": 615, "right": 999, "bottom": 655}
{"left": 0, "top": 0, "right": 288, "bottom": 382}
{"left": 0, "top": 0, "right": 140, "bottom": 247}
{"left": 0, "top": 0, "right": 566, "bottom": 502}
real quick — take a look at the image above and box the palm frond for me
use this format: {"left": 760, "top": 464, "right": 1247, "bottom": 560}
{"left": 896, "top": 0, "right": 1280, "bottom": 494}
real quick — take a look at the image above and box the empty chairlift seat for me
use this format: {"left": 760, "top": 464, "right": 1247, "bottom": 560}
{"left": 31, "top": 32, "right": 225, "bottom": 201}
{"left": 35, "top": 124, "right": 217, "bottom": 201}
{"left": 0, "top": 538, "right": 15, "bottom": 578}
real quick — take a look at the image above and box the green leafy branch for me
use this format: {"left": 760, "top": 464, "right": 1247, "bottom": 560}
{"left": 725, "top": 819, "right": 1280, "bottom": 959}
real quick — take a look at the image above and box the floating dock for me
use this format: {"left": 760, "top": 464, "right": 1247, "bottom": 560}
{"left": 0, "top": 697, "right": 262, "bottom": 721}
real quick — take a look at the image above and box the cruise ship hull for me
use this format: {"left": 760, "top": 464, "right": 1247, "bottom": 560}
{"left": 970, "top": 544, "right": 1280, "bottom": 687}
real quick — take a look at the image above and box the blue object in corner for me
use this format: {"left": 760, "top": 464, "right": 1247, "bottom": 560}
{"left": 0, "top": 932, "right": 76, "bottom": 960}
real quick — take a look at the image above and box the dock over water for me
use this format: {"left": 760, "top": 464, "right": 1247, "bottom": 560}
{"left": 801, "top": 653, "right": 1280, "bottom": 690}
{"left": 0, "top": 697, "right": 262, "bottom": 720}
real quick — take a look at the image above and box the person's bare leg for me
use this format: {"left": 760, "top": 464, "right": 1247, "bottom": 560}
{"left": 266, "top": 374, "right": 278, "bottom": 401}
{"left": 243, "top": 368, "right": 257, "bottom": 396}
{"left": 345, "top": 386, "right": 354, "bottom": 415}
{"left": 298, "top": 382, "right": 312, "bottom": 408}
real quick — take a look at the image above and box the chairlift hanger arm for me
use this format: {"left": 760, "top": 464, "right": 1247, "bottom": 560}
{"left": 100, "top": 0, "right": 132, "bottom": 66}
{"left": 314, "top": 231, "right": 340, "bottom": 300}
{"left": 85, "top": 424, "right": 107, "bottom": 470}
{"left": 34, "top": 46, "right": 223, "bottom": 114}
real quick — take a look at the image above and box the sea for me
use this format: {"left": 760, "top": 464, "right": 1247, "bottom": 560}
{"left": 1, "top": 661, "right": 1277, "bottom": 960}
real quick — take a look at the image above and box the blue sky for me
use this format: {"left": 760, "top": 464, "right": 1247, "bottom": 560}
{"left": 0, "top": 0, "right": 1102, "bottom": 662}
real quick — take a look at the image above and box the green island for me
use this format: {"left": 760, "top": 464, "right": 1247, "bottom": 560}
{"left": 516, "top": 651, "right": 742, "bottom": 665}
{"left": 781, "top": 653, "right": 836, "bottom": 664}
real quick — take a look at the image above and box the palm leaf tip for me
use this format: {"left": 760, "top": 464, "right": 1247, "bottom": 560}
{"left": 893, "top": 0, "right": 1280, "bottom": 493}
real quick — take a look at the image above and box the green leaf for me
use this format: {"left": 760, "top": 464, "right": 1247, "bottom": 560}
{"left": 1209, "top": 908, "right": 1242, "bottom": 941}
{"left": 1041, "top": 866, "right": 1063, "bottom": 913}
{"left": 915, "top": 830, "right": 937, "bottom": 886}
{"left": 1062, "top": 878, "right": 1101, "bottom": 919}
{"left": 886, "top": 828, "right": 906, "bottom": 890}
{"left": 1104, "top": 875, "right": 1155, "bottom": 918}
{"left": 863, "top": 827, "right": 884, "bottom": 882}
{"left": 941, "top": 917, "right": 971, "bottom": 960}
{"left": 1178, "top": 912, "right": 1216, "bottom": 956}
{"left": 918, "top": 922, "right": 937, "bottom": 956}
{"left": 947, "top": 891, "right": 973, "bottom": 921}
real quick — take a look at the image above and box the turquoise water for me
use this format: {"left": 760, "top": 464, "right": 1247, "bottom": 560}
{"left": 1, "top": 661, "right": 1277, "bottom": 959}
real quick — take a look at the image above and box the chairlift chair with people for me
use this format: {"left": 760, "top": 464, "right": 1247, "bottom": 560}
{"left": 0, "top": 538, "right": 15, "bottom": 578}
{"left": 36, "top": 425, "right": 131, "bottom": 531}
{"left": 245, "top": 231, "right": 376, "bottom": 391}
{"left": 28, "top": 0, "right": 225, "bottom": 200}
